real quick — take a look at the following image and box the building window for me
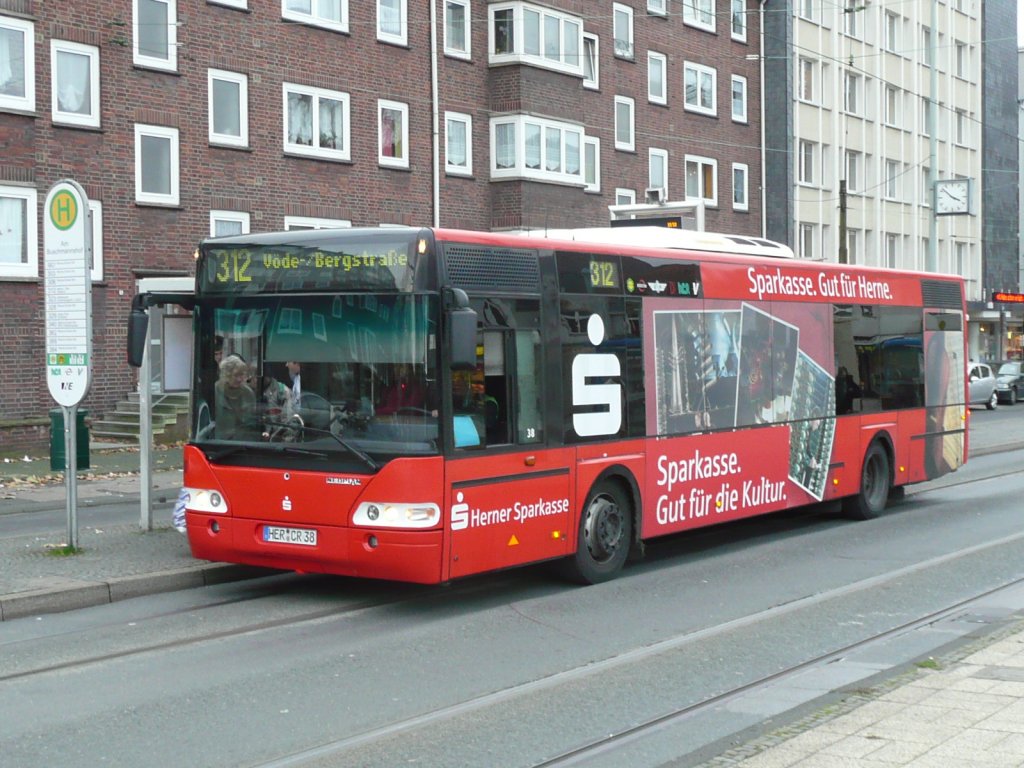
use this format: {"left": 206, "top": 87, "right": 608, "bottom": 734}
{"left": 211, "top": 0, "right": 247, "bottom": 8}
{"left": 612, "top": 3, "right": 633, "bottom": 59}
{"left": 683, "top": 0, "right": 715, "bottom": 32}
{"left": 954, "top": 109, "right": 968, "bottom": 146}
{"left": 134, "top": 124, "right": 179, "bottom": 206}
{"left": 490, "top": 3, "right": 583, "bottom": 76}
{"left": 884, "top": 159, "right": 900, "bottom": 200}
{"left": 614, "top": 96, "right": 634, "bottom": 151}
{"left": 799, "top": 0, "right": 816, "bottom": 22}
{"left": 0, "top": 185, "right": 37, "bottom": 278}
{"left": 843, "top": 0, "right": 861, "bottom": 38}
{"left": 615, "top": 188, "right": 636, "bottom": 206}
{"left": 88, "top": 200, "right": 103, "bottom": 282}
{"left": 284, "top": 216, "right": 351, "bottom": 230}
{"left": 798, "top": 140, "right": 816, "bottom": 185}
{"left": 921, "top": 26, "right": 932, "bottom": 67}
{"left": 378, "top": 0, "right": 407, "bottom": 46}
{"left": 649, "top": 148, "right": 668, "bottom": 196}
{"left": 490, "top": 115, "right": 584, "bottom": 184}
{"left": 920, "top": 95, "right": 931, "bottom": 136}
{"left": 378, "top": 99, "right": 409, "bottom": 169}
{"left": 731, "top": 0, "right": 747, "bottom": 40}
{"left": 884, "top": 85, "right": 900, "bottom": 127}
{"left": 798, "top": 58, "right": 817, "bottom": 103}
{"left": 208, "top": 69, "right": 248, "bottom": 148}
{"left": 445, "top": 111, "right": 473, "bottom": 176}
{"left": 134, "top": 0, "right": 177, "bottom": 71}
{"left": 684, "top": 62, "right": 716, "bottom": 115}
{"left": 282, "top": 0, "right": 348, "bottom": 33}
{"left": 732, "top": 163, "right": 748, "bottom": 210}
{"left": 847, "top": 228, "right": 860, "bottom": 264}
{"left": 648, "top": 52, "right": 667, "bottom": 105}
{"left": 845, "top": 150, "right": 861, "bottom": 193}
{"left": 685, "top": 155, "right": 717, "bottom": 205}
{"left": 51, "top": 40, "right": 100, "bottom": 128}
{"left": 799, "top": 223, "right": 816, "bottom": 259}
{"left": 0, "top": 16, "right": 34, "bottom": 113}
{"left": 844, "top": 71, "right": 860, "bottom": 115}
{"left": 283, "top": 83, "right": 350, "bottom": 161}
{"left": 584, "top": 136, "right": 601, "bottom": 192}
{"left": 885, "top": 233, "right": 898, "bottom": 268}
{"left": 884, "top": 12, "right": 899, "bottom": 53}
{"left": 648, "top": 0, "right": 667, "bottom": 16}
{"left": 210, "top": 210, "right": 250, "bottom": 237}
{"left": 955, "top": 42, "right": 968, "bottom": 79}
{"left": 582, "top": 34, "right": 599, "bottom": 89}
{"left": 444, "top": 0, "right": 471, "bottom": 59}
{"left": 731, "top": 75, "right": 747, "bottom": 122}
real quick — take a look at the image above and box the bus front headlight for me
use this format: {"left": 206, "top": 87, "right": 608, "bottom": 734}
{"left": 183, "top": 487, "right": 229, "bottom": 514}
{"left": 353, "top": 502, "right": 440, "bottom": 529}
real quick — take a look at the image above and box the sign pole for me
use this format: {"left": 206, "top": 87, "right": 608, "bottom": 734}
{"left": 43, "top": 179, "right": 92, "bottom": 549}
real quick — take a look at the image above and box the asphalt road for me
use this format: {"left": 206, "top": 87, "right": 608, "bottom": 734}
{"left": 2, "top": 407, "right": 1024, "bottom": 768}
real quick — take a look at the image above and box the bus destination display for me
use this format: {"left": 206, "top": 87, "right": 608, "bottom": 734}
{"left": 200, "top": 244, "right": 415, "bottom": 293}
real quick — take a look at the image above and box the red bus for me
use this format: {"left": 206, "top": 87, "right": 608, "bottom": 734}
{"left": 128, "top": 226, "right": 967, "bottom": 584}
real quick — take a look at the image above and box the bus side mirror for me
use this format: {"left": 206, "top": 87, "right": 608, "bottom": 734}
{"left": 127, "top": 307, "right": 149, "bottom": 368}
{"left": 448, "top": 308, "right": 478, "bottom": 370}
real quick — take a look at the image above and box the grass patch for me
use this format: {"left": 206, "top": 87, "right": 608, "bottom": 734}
{"left": 915, "top": 658, "right": 941, "bottom": 670}
{"left": 44, "top": 545, "right": 83, "bottom": 557}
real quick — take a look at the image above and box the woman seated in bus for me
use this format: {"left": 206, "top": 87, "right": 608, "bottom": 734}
{"left": 214, "top": 355, "right": 259, "bottom": 440}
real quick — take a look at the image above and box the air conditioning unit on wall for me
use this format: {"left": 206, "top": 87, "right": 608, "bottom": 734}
{"left": 645, "top": 187, "right": 666, "bottom": 204}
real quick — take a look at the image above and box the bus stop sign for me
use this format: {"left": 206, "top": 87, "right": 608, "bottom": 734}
{"left": 44, "top": 179, "right": 93, "bottom": 407}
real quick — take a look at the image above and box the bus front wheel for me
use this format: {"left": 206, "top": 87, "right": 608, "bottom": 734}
{"left": 562, "top": 480, "right": 632, "bottom": 585}
{"left": 842, "top": 441, "right": 891, "bottom": 520}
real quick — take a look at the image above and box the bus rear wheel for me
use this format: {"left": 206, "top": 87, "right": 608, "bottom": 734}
{"left": 842, "top": 441, "right": 891, "bottom": 520}
{"left": 563, "top": 480, "right": 632, "bottom": 585}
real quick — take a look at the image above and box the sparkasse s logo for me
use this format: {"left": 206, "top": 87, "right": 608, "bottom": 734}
{"left": 571, "top": 314, "right": 622, "bottom": 437}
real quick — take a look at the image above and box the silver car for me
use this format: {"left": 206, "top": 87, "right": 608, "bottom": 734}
{"left": 968, "top": 363, "right": 998, "bottom": 410}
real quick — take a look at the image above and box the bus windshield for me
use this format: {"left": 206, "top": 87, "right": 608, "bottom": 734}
{"left": 194, "top": 293, "right": 440, "bottom": 468}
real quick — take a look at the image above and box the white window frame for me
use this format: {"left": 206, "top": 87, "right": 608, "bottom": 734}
{"left": 884, "top": 159, "right": 900, "bottom": 200}
{"left": 954, "top": 109, "right": 968, "bottom": 146}
{"left": 612, "top": 3, "right": 634, "bottom": 59}
{"left": 683, "top": 0, "right": 716, "bottom": 33}
{"left": 445, "top": 111, "right": 473, "bottom": 176}
{"left": 584, "top": 136, "right": 601, "bottom": 192}
{"left": 51, "top": 40, "right": 100, "bottom": 128}
{"left": 685, "top": 154, "right": 718, "bottom": 205}
{"left": 210, "top": 0, "right": 247, "bottom": 8}
{"left": 649, "top": 147, "right": 668, "bottom": 196}
{"left": 134, "top": 123, "right": 180, "bottom": 206}
{"left": 284, "top": 216, "right": 352, "bottom": 231}
{"left": 798, "top": 57, "right": 816, "bottom": 103}
{"left": 955, "top": 42, "right": 968, "bottom": 79}
{"left": 488, "top": 2, "right": 584, "bottom": 77}
{"left": 847, "top": 229, "right": 860, "bottom": 264}
{"left": 582, "top": 34, "right": 599, "bottom": 90}
{"left": 884, "top": 12, "right": 899, "bottom": 53}
{"left": 731, "top": 0, "right": 747, "bottom": 41}
{"left": 843, "top": 0, "right": 861, "bottom": 39}
{"left": 885, "top": 233, "right": 898, "bottom": 269}
{"left": 615, "top": 188, "right": 636, "bottom": 206}
{"left": 489, "top": 114, "right": 585, "bottom": 184}
{"left": 684, "top": 62, "right": 717, "bottom": 116}
{"left": 732, "top": 163, "right": 748, "bottom": 211}
{"left": 282, "top": 83, "right": 351, "bottom": 161}
{"left": 845, "top": 150, "right": 861, "bottom": 193}
{"left": 281, "top": 0, "right": 348, "bottom": 33}
{"left": 444, "top": 0, "right": 471, "bottom": 59}
{"left": 134, "top": 0, "right": 177, "bottom": 72}
{"left": 378, "top": 99, "right": 410, "bottom": 169}
{"left": 884, "top": 85, "right": 900, "bottom": 127}
{"left": 208, "top": 69, "right": 248, "bottom": 148}
{"left": 921, "top": 26, "right": 932, "bottom": 67}
{"left": 377, "top": 0, "right": 408, "bottom": 46}
{"left": 731, "top": 75, "right": 747, "bottom": 122}
{"left": 0, "top": 185, "right": 38, "bottom": 278}
{"left": 87, "top": 200, "right": 104, "bottom": 282}
{"left": 799, "top": 0, "right": 816, "bottom": 23}
{"left": 799, "top": 223, "right": 816, "bottom": 259}
{"left": 210, "top": 210, "right": 251, "bottom": 238}
{"left": 798, "top": 140, "right": 816, "bottom": 185}
{"left": 844, "top": 71, "right": 861, "bottom": 115}
{"left": 614, "top": 95, "right": 635, "bottom": 151}
{"left": 648, "top": 0, "right": 667, "bottom": 17}
{"left": 648, "top": 51, "right": 667, "bottom": 105}
{"left": 0, "top": 16, "right": 35, "bottom": 112}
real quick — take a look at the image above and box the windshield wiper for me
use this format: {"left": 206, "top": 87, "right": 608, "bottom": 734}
{"left": 297, "top": 424, "right": 380, "bottom": 472}
{"left": 202, "top": 442, "right": 328, "bottom": 461}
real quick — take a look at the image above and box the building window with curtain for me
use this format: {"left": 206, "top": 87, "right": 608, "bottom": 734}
{"left": 445, "top": 112, "right": 473, "bottom": 176}
{"left": 490, "top": 115, "right": 583, "bottom": 184}
{"left": 51, "top": 40, "right": 100, "bottom": 128}
{"left": 0, "top": 16, "right": 34, "bottom": 112}
{"left": 283, "top": 83, "right": 350, "bottom": 161}
{"left": 379, "top": 99, "right": 409, "bottom": 168}
{"left": 282, "top": 0, "right": 348, "bottom": 33}
{"left": 378, "top": 0, "right": 407, "bottom": 46}
{"left": 444, "top": 0, "right": 471, "bottom": 58}
{"left": 0, "top": 185, "right": 37, "bottom": 278}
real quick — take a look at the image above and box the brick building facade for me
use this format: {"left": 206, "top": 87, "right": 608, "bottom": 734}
{"left": 0, "top": 0, "right": 763, "bottom": 452}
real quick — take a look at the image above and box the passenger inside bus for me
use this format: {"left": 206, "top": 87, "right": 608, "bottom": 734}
{"left": 214, "top": 355, "right": 259, "bottom": 440}
{"left": 451, "top": 370, "right": 499, "bottom": 447}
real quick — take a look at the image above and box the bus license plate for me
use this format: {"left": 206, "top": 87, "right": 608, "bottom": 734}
{"left": 263, "top": 525, "right": 317, "bottom": 546}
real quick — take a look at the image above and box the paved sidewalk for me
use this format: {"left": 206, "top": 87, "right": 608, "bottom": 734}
{"left": 0, "top": 442, "right": 273, "bottom": 620}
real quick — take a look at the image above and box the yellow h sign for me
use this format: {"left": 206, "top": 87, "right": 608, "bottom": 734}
{"left": 50, "top": 190, "right": 78, "bottom": 231}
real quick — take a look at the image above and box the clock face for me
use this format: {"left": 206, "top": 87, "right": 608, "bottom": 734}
{"left": 935, "top": 180, "right": 969, "bottom": 214}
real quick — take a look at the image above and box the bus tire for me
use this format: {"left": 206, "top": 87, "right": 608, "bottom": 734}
{"left": 842, "top": 441, "right": 891, "bottom": 520}
{"left": 562, "top": 480, "right": 632, "bottom": 585}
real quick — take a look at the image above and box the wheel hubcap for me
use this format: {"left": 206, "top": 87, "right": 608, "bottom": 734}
{"left": 583, "top": 495, "right": 623, "bottom": 563}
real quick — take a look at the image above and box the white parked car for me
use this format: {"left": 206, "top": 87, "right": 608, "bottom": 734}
{"left": 967, "top": 363, "right": 998, "bottom": 410}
